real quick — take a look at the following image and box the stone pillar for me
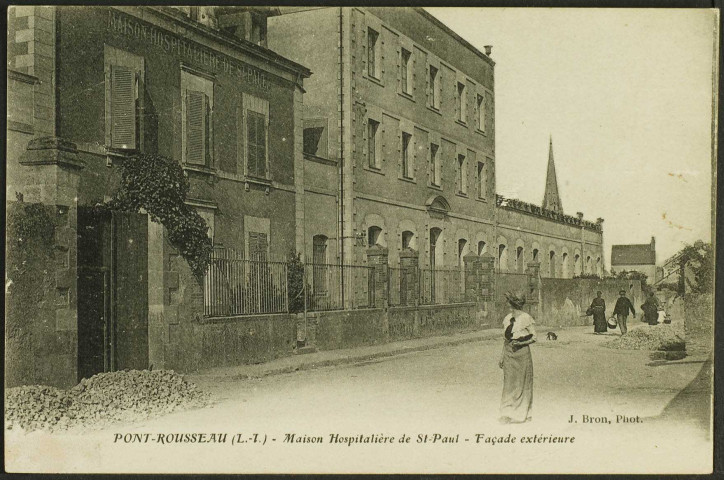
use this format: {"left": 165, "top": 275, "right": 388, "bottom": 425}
{"left": 366, "top": 245, "right": 389, "bottom": 308}
{"left": 14, "top": 137, "right": 84, "bottom": 387}
{"left": 526, "top": 261, "right": 542, "bottom": 320}
{"left": 479, "top": 253, "right": 496, "bottom": 301}
{"left": 463, "top": 252, "right": 482, "bottom": 302}
{"left": 399, "top": 248, "right": 419, "bottom": 306}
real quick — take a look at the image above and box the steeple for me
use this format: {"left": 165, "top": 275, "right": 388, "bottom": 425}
{"left": 542, "top": 136, "right": 563, "bottom": 213}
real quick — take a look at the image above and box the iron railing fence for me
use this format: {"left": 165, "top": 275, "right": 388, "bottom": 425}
{"left": 419, "top": 267, "right": 466, "bottom": 305}
{"left": 204, "top": 248, "right": 478, "bottom": 316}
{"left": 204, "top": 248, "right": 288, "bottom": 317}
{"left": 304, "top": 263, "right": 376, "bottom": 312}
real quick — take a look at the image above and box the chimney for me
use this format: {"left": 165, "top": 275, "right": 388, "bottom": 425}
{"left": 576, "top": 212, "right": 584, "bottom": 220}
{"left": 651, "top": 236, "right": 655, "bottom": 248}
{"left": 484, "top": 45, "right": 493, "bottom": 56}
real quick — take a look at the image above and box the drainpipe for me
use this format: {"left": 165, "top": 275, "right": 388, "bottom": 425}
{"left": 338, "top": 7, "right": 345, "bottom": 306}
{"left": 577, "top": 212, "right": 584, "bottom": 274}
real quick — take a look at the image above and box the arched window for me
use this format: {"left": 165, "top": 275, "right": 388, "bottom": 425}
{"left": 477, "top": 241, "right": 487, "bottom": 256}
{"left": 532, "top": 248, "right": 539, "bottom": 262}
{"left": 596, "top": 257, "right": 602, "bottom": 276}
{"left": 574, "top": 254, "right": 581, "bottom": 275}
{"left": 516, "top": 246, "right": 524, "bottom": 272}
{"left": 549, "top": 250, "right": 556, "bottom": 277}
{"left": 586, "top": 256, "right": 592, "bottom": 274}
{"left": 368, "top": 226, "right": 382, "bottom": 247}
{"left": 562, "top": 253, "right": 569, "bottom": 278}
{"left": 458, "top": 238, "right": 468, "bottom": 267}
{"left": 429, "top": 228, "right": 442, "bottom": 268}
{"left": 401, "top": 230, "right": 415, "bottom": 249}
{"left": 498, "top": 244, "right": 508, "bottom": 271}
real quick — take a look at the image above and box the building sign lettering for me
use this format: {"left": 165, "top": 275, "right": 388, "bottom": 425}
{"left": 108, "top": 10, "right": 271, "bottom": 90}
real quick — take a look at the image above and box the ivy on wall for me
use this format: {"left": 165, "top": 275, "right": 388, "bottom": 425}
{"left": 110, "top": 153, "right": 212, "bottom": 280}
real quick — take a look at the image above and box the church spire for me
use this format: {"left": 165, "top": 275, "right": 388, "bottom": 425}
{"left": 542, "top": 136, "right": 563, "bottom": 213}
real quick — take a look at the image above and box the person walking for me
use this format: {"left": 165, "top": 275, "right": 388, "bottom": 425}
{"left": 588, "top": 290, "right": 607, "bottom": 334}
{"left": 613, "top": 290, "right": 636, "bottom": 335}
{"left": 641, "top": 291, "right": 660, "bottom": 326}
{"left": 498, "top": 291, "right": 536, "bottom": 424}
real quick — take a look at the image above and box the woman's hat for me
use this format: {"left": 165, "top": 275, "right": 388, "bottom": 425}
{"left": 505, "top": 291, "right": 526, "bottom": 309}
{"left": 619, "top": 290, "right": 626, "bottom": 295}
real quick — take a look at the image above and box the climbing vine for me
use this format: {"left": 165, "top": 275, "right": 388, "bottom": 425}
{"left": 110, "top": 153, "right": 212, "bottom": 280}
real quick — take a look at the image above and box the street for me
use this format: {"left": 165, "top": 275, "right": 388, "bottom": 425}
{"left": 5, "top": 320, "right": 712, "bottom": 474}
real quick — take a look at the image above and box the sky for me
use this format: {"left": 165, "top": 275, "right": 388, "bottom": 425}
{"left": 426, "top": 8, "right": 717, "bottom": 268}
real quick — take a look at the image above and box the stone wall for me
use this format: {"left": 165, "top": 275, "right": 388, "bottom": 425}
{"left": 6, "top": 202, "right": 78, "bottom": 388}
{"left": 539, "top": 278, "right": 642, "bottom": 327}
{"left": 684, "top": 293, "right": 713, "bottom": 353}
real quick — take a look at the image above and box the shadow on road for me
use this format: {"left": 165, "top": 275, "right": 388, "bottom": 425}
{"left": 646, "top": 354, "right": 712, "bottom": 439}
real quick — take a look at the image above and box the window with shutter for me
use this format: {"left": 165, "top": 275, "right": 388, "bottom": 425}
{"left": 247, "top": 110, "right": 267, "bottom": 178}
{"left": 185, "top": 90, "right": 208, "bottom": 165}
{"left": 368, "top": 119, "right": 380, "bottom": 169}
{"left": 110, "top": 65, "right": 137, "bottom": 149}
{"left": 477, "top": 94, "right": 486, "bottom": 133}
{"left": 181, "top": 70, "right": 214, "bottom": 168}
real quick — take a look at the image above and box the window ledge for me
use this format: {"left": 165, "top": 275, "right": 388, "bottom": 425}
{"left": 427, "top": 106, "right": 442, "bottom": 116}
{"left": 476, "top": 196, "right": 489, "bottom": 203}
{"left": 183, "top": 164, "right": 218, "bottom": 176}
{"left": 428, "top": 183, "right": 443, "bottom": 191}
{"left": 456, "top": 192, "right": 469, "bottom": 198}
{"left": 244, "top": 175, "right": 272, "bottom": 186}
{"left": 304, "top": 153, "right": 337, "bottom": 166}
{"left": 399, "top": 91, "right": 414, "bottom": 102}
{"left": 455, "top": 119, "right": 468, "bottom": 128}
{"left": 399, "top": 176, "right": 416, "bottom": 184}
{"left": 366, "top": 75, "right": 384, "bottom": 87}
{"left": 363, "top": 166, "right": 385, "bottom": 176}
{"left": 476, "top": 129, "right": 488, "bottom": 137}
{"left": 8, "top": 121, "right": 34, "bottom": 134}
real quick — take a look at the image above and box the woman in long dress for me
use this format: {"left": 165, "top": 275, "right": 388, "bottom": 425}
{"left": 498, "top": 291, "right": 537, "bottom": 424}
{"left": 641, "top": 291, "right": 660, "bottom": 326}
{"left": 589, "top": 291, "right": 607, "bottom": 334}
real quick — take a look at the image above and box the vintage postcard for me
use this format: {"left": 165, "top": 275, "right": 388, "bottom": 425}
{"left": 5, "top": 5, "right": 717, "bottom": 474}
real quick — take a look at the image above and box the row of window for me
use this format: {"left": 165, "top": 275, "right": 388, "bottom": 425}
{"left": 364, "top": 224, "right": 602, "bottom": 278}
{"left": 367, "top": 25, "right": 489, "bottom": 133}
{"left": 366, "top": 118, "right": 489, "bottom": 198}
{"left": 105, "top": 46, "right": 271, "bottom": 180}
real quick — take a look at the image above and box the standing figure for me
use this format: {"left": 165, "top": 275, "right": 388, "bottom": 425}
{"left": 498, "top": 291, "right": 537, "bottom": 424}
{"left": 588, "top": 291, "right": 607, "bottom": 334}
{"left": 641, "top": 291, "right": 660, "bottom": 326}
{"left": 613, "top": 290, "right": 636, "bottom": 335}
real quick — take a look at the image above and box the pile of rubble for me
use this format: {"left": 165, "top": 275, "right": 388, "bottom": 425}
{"left": 603, "top": 323, "right": 685, "bottom": 351}
{"left": 5, "top": 370, "right": 210, "bottom": 433}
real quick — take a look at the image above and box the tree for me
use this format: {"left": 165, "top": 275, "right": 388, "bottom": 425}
{"left": 676, "top": 241, "right": 713, "bottom": 294}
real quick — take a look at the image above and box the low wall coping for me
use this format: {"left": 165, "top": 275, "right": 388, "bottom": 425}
{"left": 198, "top": 312, "right": 295, "bottom": 325}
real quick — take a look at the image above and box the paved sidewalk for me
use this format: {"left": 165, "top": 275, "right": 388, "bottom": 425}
{"left": 188, "top": 327, "right": 504, "bottom": 384}
{"left": 187, "top": 321, "right": 612, "bottom": 385}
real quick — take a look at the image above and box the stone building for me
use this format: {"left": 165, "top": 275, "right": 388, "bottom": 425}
{"left": 6, "top": 6, "right": 310, "bottom": 385}
{"left": 267, "top": 7, "right": 604, "bottom": 277}
{"left": 611, "top": 237, "right": 659, "bottom": 282}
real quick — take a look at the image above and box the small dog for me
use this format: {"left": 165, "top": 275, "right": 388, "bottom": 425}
{"left": 546, "top": 332, "right": 558, "bottom": 341}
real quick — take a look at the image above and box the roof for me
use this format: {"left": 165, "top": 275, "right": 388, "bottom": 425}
{"left": 611, "top": 244, "right": 656, "bottom": 266}
{"left": 148, "top": 7, "right": 312, "bottom": 78}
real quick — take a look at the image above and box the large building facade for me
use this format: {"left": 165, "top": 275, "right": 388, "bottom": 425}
{"left": 268, "top": 7, "right": 604, "bottom": 276}
{"left": 7, "top": 6, "right": 311, "bottom": 385}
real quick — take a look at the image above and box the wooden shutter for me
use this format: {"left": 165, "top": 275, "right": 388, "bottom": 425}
{"left": 247, "top": 111, "right": 267, "bottom": 178}
{"left": 110, "top": 65, "right": 136, "bottom": 149}
{"left": 186, "top": 90, "right": 207, "bottom": 165}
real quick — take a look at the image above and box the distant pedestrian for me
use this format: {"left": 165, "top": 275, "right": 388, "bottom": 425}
{"left": 641, "top": 291, "right": 660, "bottom": 326}
{"left": 613, "top": 290, "right": 636, "bottom": 335}
{"left": 498, "top": 291, "right": 536, "bottom": 424}
{"left": 588, "top": 291, "right": 607, "bottom": 334}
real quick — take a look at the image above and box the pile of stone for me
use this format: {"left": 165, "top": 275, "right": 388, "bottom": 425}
{"left": 603, "top": 323, "right": 685, "bottom": 351}
{"left": 5, "top": 370, "right": 210, "bottom": 433}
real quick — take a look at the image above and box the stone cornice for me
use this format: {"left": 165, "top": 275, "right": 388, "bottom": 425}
{"left": 19, "top": 137, "right": 85, "bottom": 170}
{"left": 496, "top": 195, "right": 602, "bottom": 233}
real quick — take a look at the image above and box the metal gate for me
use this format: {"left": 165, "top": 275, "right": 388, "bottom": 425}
{"left": 77, "top": 207, "right": 148, "bottom": 380}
